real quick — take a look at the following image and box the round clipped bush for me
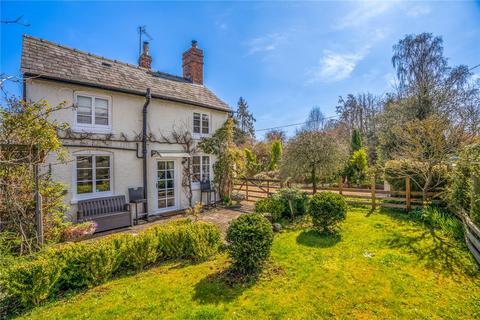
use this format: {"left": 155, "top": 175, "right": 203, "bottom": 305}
{"left": 254, "top": 196, "right": 285, "bottom": 222}
{"left": 309, "top": 192, "right": 347, "bottom": 233}
{"left": 226, "top": 213, "right": 274, "bottom": 275}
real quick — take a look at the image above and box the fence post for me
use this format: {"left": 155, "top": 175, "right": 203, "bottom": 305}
{"left": 338, "top": 177, "right": 343, "bottom": 195}
{"left": 246, "top": 179, "right": 249, "bottom": 201}
{"left": 33, "top": 146, "right": 44, "bottom": 246}
{"left": 371, "top": 176, "right": 376, "bottom": 210}
{"left": 406, "top": 176, "right": 411, "bottom": 212}
{"left": 267, "top": 180, "right": 270, "bottom": 196}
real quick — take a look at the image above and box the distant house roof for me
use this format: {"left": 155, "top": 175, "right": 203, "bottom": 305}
{"left": 21, "top": 35, "right": 230, "bottom": 112}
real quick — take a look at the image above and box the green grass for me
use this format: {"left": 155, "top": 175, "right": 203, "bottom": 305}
{"left": 18, "top": 208, "right": 480, "bottom": 319}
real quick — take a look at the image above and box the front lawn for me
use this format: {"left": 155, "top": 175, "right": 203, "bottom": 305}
{"left": 19, "top": 208, "right": 480, "bottom": 319}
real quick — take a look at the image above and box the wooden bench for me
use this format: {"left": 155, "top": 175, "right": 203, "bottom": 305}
{"left": 77, "top": 195, "right": 132, "bottom": 233}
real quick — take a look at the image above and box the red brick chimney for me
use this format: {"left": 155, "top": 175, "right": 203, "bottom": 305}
{"left": 182, "top": 40, "right": 204, "bottom": 85}
{"left": 139, "top": 41, "right": 152, "bottom": 69}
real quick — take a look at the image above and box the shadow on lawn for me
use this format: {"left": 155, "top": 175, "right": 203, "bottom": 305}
{"left": 193, "top": 268, "right": 256, "bottom": 304}
{"left": 378, "top": 208, "right": 479, "bottom": 276}
{"left": 296, "top": 230, "right": 342, "bottom": 248}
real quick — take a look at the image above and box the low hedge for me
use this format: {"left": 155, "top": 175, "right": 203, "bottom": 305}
{"left": 0, "top": 219, "right": 221, "bottom": 307}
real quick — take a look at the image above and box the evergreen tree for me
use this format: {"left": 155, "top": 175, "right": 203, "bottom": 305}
{"left": 351, "top": 129, "right": 362, "bottom": 152}
{"left": 234, "top": 97, "right": 256, "bottom": 144}
{"left": 268, "top": 140, "right": 282, "bottom": 171}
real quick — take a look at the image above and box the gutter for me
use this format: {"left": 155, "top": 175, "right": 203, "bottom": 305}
{"left": 23, "top": 73, "right": 231, "bottom": 113}
{"left": 142, "top": 88, "right": 151, "bottom": 219}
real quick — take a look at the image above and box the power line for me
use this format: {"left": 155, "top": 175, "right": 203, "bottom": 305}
{"left": 255, "top": 115, "right": 339, "bottom": 132}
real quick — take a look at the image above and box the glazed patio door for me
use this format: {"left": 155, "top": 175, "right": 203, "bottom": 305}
{"left": 156, "top": 160, "right": 176, "bottom": 211}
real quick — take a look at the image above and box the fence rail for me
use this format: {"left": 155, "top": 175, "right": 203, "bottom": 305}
{"left": 233, "top": 177, "right": 440, "bottom": 211}
{"left": 463, "top": 214, "right": 480, "bottom": 264}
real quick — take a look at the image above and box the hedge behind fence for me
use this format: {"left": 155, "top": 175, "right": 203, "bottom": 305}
{"left": 1, "top": 219, "right": 221, "bottom": 307}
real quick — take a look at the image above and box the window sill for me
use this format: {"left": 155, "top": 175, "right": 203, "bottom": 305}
{"left": 73, "top": 126, "right": 112, "bottom": 134}
{"left": 70, "top": 191, "right": 113, "bottom": 204}
{"left": 193, "top": 133, "right": 211, "bottom": 140}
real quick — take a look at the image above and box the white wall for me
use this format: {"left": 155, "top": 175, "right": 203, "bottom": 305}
{"left": 27, "top": 79, "right": 228, "bottom": 220}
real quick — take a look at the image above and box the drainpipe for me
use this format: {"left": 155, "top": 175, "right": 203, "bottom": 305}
{"left": 142, "top": 88, "right": 151, "bottom": 219}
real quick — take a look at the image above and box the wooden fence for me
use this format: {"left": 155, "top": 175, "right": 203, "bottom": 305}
{"left": 234, "top": 177, "right": 480, "bottom": 265}
{"left": 233, "top": 177, "right": 440, "bottom": 211}
{"left": 463, "top": 214, "right": 480, "bottom": 264}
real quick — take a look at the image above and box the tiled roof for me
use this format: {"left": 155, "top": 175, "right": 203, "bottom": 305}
{"left": 21, "top": 35, "right": 230, "bottom": 111}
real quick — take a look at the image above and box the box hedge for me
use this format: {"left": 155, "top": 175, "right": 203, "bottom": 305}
{"left": 0, "top": 219, "right": 221, "bottom": 307}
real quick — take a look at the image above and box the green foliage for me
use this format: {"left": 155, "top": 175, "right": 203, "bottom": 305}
{"left": 383, "top": 159, "right": 448, "bottom": 192}
{"left": 411, "top": 207, "right": 464, "bottom": 241}
{"left": 268, "top": 140, "right": 282, "bottom": 171}
{"left": 254, "top": 196, "right": 286, "bottom": 222}
{"left": 345, "top": 148, "right": 369, "bottom": 185}
{"left": 0, "top": 232, "right": 21, "bottom": 268}
{"left": 277, "top": 188, "right": 308, "bottom": 219}
{"left": 0, "top": 99, "right": 69, "bottom": 254}
{"left": 200, "top": 118, "right": 242, "bottom": 198}
{"left": 280, "top": 130, "right": 348, "bottom": 188}
{"left": 1, "top": 257, "right": 64, "bottom": 307}
{"left": 0, "top": 220, "right": 221, "bottom": 307}
{"left": 309, "top": 192, "right": 347, "bottom": 233}
{"left": 351, "top": 129, "right": 362, "bottom": 152}
{"left": 234, "top": 97, "right": 256, "bottom": 144}
{"left": 244, "top": 148, "right": 259, "bottom": 177}
{"left": 226, "top": 214, "right": 274, "bottom": 275}
{"left": 445, "top": 144, "right": 480, "bottom": 224}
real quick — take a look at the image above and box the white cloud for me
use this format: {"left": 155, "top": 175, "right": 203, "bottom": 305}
{"left": 307, "top": 50, "right": 366, "bottom": 83}
{"left": 406, "top": 5, "right": 431, "bottom": 17}
{"left": 245, "top": 33, "right": 288, "bottom": 55}
{"left": 335, "top": 1, "right": 397, "bottom": 30}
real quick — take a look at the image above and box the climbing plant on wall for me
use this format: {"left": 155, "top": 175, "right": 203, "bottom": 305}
{"left": 199, "top": 118, "right": 242, "bottom": 199}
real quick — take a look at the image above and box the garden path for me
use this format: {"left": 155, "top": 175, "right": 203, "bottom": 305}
{"left": 92, "top": 203, "right": 254, "bottom": 240}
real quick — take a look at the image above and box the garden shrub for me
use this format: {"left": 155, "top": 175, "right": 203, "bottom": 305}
{"left": 384, "top": 159, "right": 448, "bottom": 192}
{"left": 1, "top": 257, "right": 64, "bottom": 307}
{"left": 277, "top": 188, "right": 309, "bottom": 219}
{"left": 444, "top": 144, "right": 480, "bottom": 225}
{"left": 309, "top": 192, "right": 347, "bottom": 233}
{"left": 43, "top": 239, "right": 122, "bottom": 289}
{"left": 0, "top": 220, "right": 222, "bottom": 307}
{"left": 226, "top": 213, "right": 274, "bottom": 275}
{"left": 254, "top": 196, "right": 285, "bottom": 222}
{"left": 124, "top": 230, "right": 160, "bottom": 270}
{"left": 411, "top": 207, "right": 464, "bottom": 241}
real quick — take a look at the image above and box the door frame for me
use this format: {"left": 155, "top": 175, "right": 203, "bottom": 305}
{"left": 154, "top": 158, "right": 180, "bottom": 214}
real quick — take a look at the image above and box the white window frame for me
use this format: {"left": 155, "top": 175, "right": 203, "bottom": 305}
{"left": 191, "top": 155, "right": 211, "bottom": 189}
{"left": 72, "top": 150, "right": 113, "bottom": 201}
{"left": 73, "top": 91, "right": 112, "bottom": 133}
{"left": 192, "top": 111, "right": 210, "bottom": 138}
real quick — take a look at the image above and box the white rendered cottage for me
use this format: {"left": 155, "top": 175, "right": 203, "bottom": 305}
{"left": 21, "top": 35, "right": 230, "bottom": 231}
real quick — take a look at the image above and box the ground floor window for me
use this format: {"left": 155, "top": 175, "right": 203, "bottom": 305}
{"left": 192, "top": 155, "right": 210, "bottom": 182}
{"left": 75, "top": 154, "right": 112, "bottom": 195}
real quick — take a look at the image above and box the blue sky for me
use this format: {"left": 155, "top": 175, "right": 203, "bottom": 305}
{"left": 2, "top": 1, "right": 480, "bottom": 138}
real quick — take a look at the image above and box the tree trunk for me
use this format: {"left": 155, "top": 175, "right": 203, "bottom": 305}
{"left": 312, "top": 166, "right": 317, "bottom": 194}
{"left": 422, "top": 171, "right": 433, "bottom": 204}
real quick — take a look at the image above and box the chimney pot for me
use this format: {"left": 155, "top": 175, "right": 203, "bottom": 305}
{"left": 139, "top": 41, "right": 152, "bottom": 69}
{"left": 182, "top": 41, "right": 204, "bottom": 84}
{"left": 143, "top": 41, "right": 150, "bottom": 55}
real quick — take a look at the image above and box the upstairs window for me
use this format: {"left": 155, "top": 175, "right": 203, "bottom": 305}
{"left": 193, "top": 112, "right": 209, "bottom": 135}
{"left": 74, "top": 93, "right": 111, "bottom": 132}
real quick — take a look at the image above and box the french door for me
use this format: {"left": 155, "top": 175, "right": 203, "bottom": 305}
{"left": 156, "top": 160, "right": 176, "bottom": 212}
